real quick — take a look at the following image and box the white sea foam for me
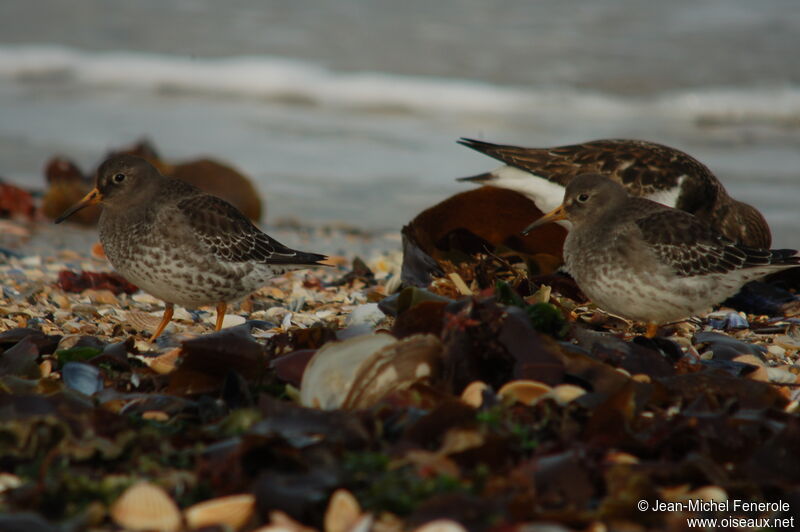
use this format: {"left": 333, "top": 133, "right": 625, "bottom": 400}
{"left": 3, "top": 44, "right": 799, "bottom": 125}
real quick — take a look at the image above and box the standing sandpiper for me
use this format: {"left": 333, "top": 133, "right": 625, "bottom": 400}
{"left": 523, "top": 173, "right": 798, "bottom": 337}
{"left": 56, "top": 154, "right": 327, "bottom": 341}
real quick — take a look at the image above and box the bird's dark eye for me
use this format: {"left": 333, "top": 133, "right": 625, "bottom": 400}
{"left": 577, "top": 193, "right": 589, "bottom": 203}
{"left": 114, "top": 173, "right": 125, "bottom": 183}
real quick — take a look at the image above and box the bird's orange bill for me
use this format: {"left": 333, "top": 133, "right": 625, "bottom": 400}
{"left": 522, "top": 204, "right": 567, "bottom": 235}
{"left": 54, "top": 187, "right": 103, "bottom": 224}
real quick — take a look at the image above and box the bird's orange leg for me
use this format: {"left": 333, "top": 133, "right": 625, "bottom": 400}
{"left": 215, "top": 302, "right": 227, "bottom": 331}
{"left": 645, "top": 323, "right": 659, "bottom": 338}
{"left": 148, "top": 303, "right": 174, "bottom": 342}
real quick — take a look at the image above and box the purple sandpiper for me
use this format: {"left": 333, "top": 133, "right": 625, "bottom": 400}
{"left": 55, "top": 154, "right": 327, "bottom": 341}
{"left": 523, "top": 173, "right": 798, "bottom": 338}
{"left": 457, "top": 137, "right": 771, "bottom": 248}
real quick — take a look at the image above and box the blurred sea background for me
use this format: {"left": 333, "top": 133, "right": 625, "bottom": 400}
{"left": 1, "top": 0, "right": 798, "bottom": 246}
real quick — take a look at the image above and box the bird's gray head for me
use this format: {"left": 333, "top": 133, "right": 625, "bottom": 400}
{"left": 522, "top": 173, "right": 628, "bottom": 234}
{"left": 561, "top": 173, "right": 628, "bottom": 224}
{"left": 54, "top": 154, "right": 164, "bottom": 223}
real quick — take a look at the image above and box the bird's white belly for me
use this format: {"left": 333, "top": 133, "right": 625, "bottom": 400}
{"left": 575, "top": 267, "right": 743, "bottom": 324}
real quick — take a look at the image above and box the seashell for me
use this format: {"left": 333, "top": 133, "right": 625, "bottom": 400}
{"left": 412, "top": 519, "right": 468, "bottom": 532}
{"left": 184, "top": 493, "right": 255, "bottom": 530}
{"left": 125, "top": 310, "right": 169, "bottom": 331}
{"left": 132, "top": 293, "right": 162, "bottom": 305}
{"left": 39, "top": 359, "right": 53, "bottom": 378}
{"left": 765, "top": 367, "right": 797, "bottom": 384}
{"left": 171, "top": 307, "right": 195, "bottom": 323}
{"left": 82, "top": 288, "right": 120, "bottom": 306}
{"left": 661, "top": 484, "right": 728, "bottom": 503}
{"left": 300, "top": 333, "right": 397, "bottom": 409}
{"left": 145, "top": 348, "right": 182, "bottom": 375}
{"left": 447, "top": 272, "right": 472, "bottom": 296}
{"left": 604, "top": 451, "right": 639, "bottom": 465}
{"left": 203, "top": 313, "right": 246, "bottom": 329}
{"left": 62, "top": 362, "right": 103, "bottom": 396}
{"left": 342, "top": 334, "right": 442, "bottom": 410}
{"left": 253, "top": 510, "right": 317, "bottom": 532}
{"left": 141, "top": 411, "right": 169, "bottom": 421}
{"left": 707, "top": 310, "right": 749, "bottom": 330}
{"left": 497, "top": 380, "right": 552, "bottom": 405}
{"left": 110, "top": 481, "right": 182, "bottom": 532}
{"left": 300, "top": 333, "right": 442, "bottom": 410}
{"left": 439, "top": 429, "right": 484, "bottom": 455}
{"left": 0, "top": 473, "right": 22, "bottom": 493}
{"left": 732, "top": 354, "right": 765, "bottom": 367}
{"left": 547, "top": 384, "right": 586, "bottom": 405}
{"left": 324, "top": 489, "right": 363, "bottom": 532}
{"left": 346, "top": 303, "right": 387, "bottom": 329}
{"left": 460, "top": 381, "right": 489, "bottom": 408}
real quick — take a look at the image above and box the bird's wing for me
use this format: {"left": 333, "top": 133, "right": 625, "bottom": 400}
{"left": 176, "top": 194, "right": 326, "bottom": 265}
{"left": 457, "top": 138, "right": 713, "bottom": 196}
{"left": 631, "top": 204, "right": 778, "bottom": 277}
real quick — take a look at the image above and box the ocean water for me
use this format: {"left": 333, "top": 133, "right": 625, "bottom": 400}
{"left": 1, "top": 0, "right": 798, "bottom": 246}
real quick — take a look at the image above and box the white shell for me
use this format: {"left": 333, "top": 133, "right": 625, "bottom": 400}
{"left": 300, "top": 333, "right": 396, "bottom": 409}
{"left": 300, "top": 333, "right": 442, "bottom": 410}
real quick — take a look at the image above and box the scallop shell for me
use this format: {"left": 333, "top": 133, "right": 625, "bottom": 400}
{"left": 110, "top": 481, "right": 182, "bottom": 532}
{"left": 300, "top": 333, "right": 396, "bottom": 409}
{"left": 497, "top": 380, "right": 552, "bottom": 404}
{"left": 460, "top": 381, "right": 489, "bottom": 408}
{"left": 126, "top": 310, "right": 170, "bottom": 336}
{"left": 342, "top": 334, "right": 442, "bottom": 409}
{"left": 184, "top": 493, "right": 255, "bottom": 530}
{"left": 324, "top": 489, "right": 363, "bottom": 532}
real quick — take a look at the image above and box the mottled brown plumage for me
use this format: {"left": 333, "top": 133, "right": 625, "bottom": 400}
{"left": 458, "top": 137, "right": 772, "bottom": 248}
{"left": 523, "top": 174, "right": 798, "bottom": 337}
{"left": 55, "top": 154, "right": 326, "bottom": 340}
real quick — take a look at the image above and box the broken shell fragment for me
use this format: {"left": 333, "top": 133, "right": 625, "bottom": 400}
{"left": 412, "top": 519, "right": 468, "bottom": 532}
{"left": 324, "top": 489, "right": 364, "bottom": 532}
{"left": 497, "top": 380, "right": 552, "bottom": 404}
{"left": 144, "top": 347, "right": 182, "bottom": 375}
{"left": 547, "top": 384, "right": 587, "bottom": 405}
{"left": 460, "top": 381, "right": 489, "bottom": 408}
{"left": 110, "top": 481, "right": 182, "bottom": 532}
{"left": 184, "top": 493, "right": 255, "bottom": 530}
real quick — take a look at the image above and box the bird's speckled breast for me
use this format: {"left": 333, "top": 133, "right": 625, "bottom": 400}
{"left": 98, "top": 205, "right": 268, "bottom": 308}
